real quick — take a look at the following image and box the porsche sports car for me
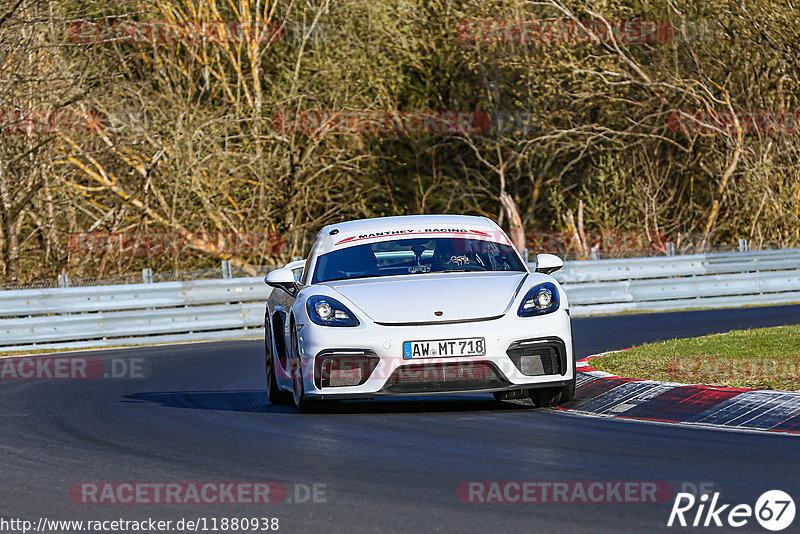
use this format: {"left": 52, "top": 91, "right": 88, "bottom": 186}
{"left": 264, "top": 214, "right": 574, "bottom": 411}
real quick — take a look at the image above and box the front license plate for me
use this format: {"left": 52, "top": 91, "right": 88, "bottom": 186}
{"left": 403, "top": 337, "right": 485, "bottom": 359}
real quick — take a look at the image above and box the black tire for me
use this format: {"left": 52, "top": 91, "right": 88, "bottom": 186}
{"left": 265, "top": 315, "right": 293, "bottom": 406}
{"left": 528, "top": 377, "right": 576, "bottom": 407}
{"left": 493, "top": 389, "right": 528, "bottom": 402}
{"left": 559, "top": 376, "right": 576, "bottom": 403}
{"left": 527, "top": 341, "right": 577, "bottom": 408}
{"left": 289, "top": 322, "right": 326, "bottom": 413}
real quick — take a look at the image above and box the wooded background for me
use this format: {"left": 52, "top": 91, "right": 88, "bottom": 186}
{"left": 1, "top": 0, "right": 798, "bottom": 283}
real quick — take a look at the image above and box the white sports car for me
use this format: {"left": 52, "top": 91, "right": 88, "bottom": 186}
{"left": 264, "top": 214, "right": 574, "bottom": 411}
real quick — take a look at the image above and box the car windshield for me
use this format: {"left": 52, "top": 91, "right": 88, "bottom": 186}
{"left": 312, "top": 237, "right": 526, "bottom": 283}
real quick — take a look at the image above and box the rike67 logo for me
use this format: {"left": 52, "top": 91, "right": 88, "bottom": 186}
{"left": 668, "top": 490, "right": 795, "bottom": 531}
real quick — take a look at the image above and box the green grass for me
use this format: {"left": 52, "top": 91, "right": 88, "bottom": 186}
{"left": 591, "top": 325, "right": 800, "bottom": 391}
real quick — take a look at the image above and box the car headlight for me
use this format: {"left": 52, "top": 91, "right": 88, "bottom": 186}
{"left": 307, "top": 295, "right": 360, "bottom": 327}
{"left": 517, "top": 282, "right": 560, "bottom": 317}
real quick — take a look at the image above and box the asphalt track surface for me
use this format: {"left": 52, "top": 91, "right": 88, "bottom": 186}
{"left": 2, "top": 305, "right": 800, "bottom": 533}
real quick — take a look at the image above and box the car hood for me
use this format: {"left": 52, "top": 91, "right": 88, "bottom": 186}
{"left": 324, "top": 272, "right": 527, "bottom": 324}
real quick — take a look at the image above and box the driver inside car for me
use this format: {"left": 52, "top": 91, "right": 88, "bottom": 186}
{"left": 431, "top": 240, "right": 478, "bottom": 271}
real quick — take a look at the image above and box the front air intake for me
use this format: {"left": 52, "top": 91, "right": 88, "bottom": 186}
{"left": 314, "top": 350, "right": 379, "bottom": 389}
{"left": 506, "top": 338, "right": 567, "bottom": 376}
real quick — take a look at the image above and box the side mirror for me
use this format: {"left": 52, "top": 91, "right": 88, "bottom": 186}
{"left": 284, "top": 259, "right": 307, "bottom": 285}
{"left": 534, "top": 253, "right": 564, "bottom": 275}
{"left": 265, "top": 268, "right": 298, "bottom": 296}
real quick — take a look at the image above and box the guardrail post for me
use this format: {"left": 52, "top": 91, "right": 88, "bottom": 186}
{"left": 142, "top": 268, "right": 153, "bottom": 284}
{"left": 57, "top": 274, "right": 69, "bottom": 288}
{"left": 221, "top": 260, "right": 232, "bottom": 279}
{"left": 739, "top": 238, "right": 749, "bottom": 252}
{"left": 666, "top": 242, "right": 675, "bottom": 256}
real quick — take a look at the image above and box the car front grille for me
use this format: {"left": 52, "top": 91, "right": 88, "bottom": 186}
{"left": 380, "top": 361, "right": 506, "bottom": 393}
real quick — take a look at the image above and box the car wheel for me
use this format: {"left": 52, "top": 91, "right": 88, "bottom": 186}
{"left": 265, "top": 316, "right": 293, "bottom": 406}
{"left": 290, "top": 326, "right": 324, "bottom": 413}
{"left": 528, "top": 377, "right": 576, "bottom": 407}
{"left": 559, "top": 377, "right": 576, "bottom": 403}
{"left": 493, "top": 389, "right": 527, "bottom": 402}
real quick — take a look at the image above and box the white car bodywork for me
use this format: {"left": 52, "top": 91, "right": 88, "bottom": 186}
{"left": 264, "top": 214, "right": 574, "bottom": 410}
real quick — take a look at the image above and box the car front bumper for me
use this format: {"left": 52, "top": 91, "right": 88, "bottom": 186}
{"left": 294, "top": 309, "right": 574, "bottom": 399}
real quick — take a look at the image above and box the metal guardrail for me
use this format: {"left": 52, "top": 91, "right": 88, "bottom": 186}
{"left": 0, "top": 277, "right": 266, "bottom": 316}
{"left": 555, "top": 248, "right": 800, "bottom": 317}
{"left": 554, "top": 248, "right": 800, "bottom": 282}
{"left": 0, "top": 277, "right": 268, "bottom": 351}
{"left": 0, "top": 249, "right": 798, "bottom": 351}
{"left": 0, "top": 303, "right": 264, "bottom": 345}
